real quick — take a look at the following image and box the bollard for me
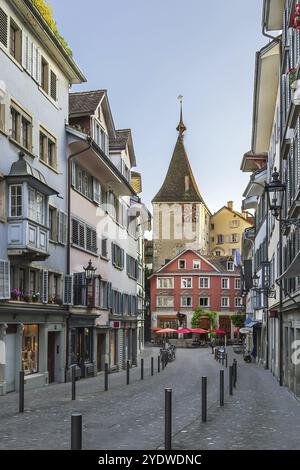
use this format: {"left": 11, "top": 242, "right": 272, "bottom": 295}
{"left": 201, "top": 376, "right": 207, "bottom": 423}
{"left": 222, "top": 354, "right": 224, "bottom": 367}
{"left": 211, "top": 345, "right": 214, "bottom": 355}
{"left": 220, "top": 370, "right": 224, "bottom": 406}
{"left": 225, "top": 353, "right": 228, "bottom": 369}
{"left": 19, "top": 370, "right": 24, "bottom": 413}
{"left": 151, "top": 357, "right": 154, "bottom": 376}
{"left": 214, "top": 348, "right": 217, "bottom": 361}
{"left": 71, "top": 414, "right": 82, "bottom": 450}
{"left": 162, "top": 355, "right": 165, "bottom": 371}
{"left": 141, "top": 358, "right": 144, "bottom": 380}
{"left": 229, "top": 365, "right": 233, "bottom": 396}
{"left": 233, "top": 360, "right": 237, "bottom": 387}
{"left": 158, "top": 355, "right": 160, "bottom": 373}
{"left": 165, "top": 388, "right": 172, "bottom": 450}
{"left": 126, "top": 360, "right": 130, "bottom": 385}
{"left": 71, "top": 365, "right": 76, "bottom": 401}
{"left": 104, "top": 363, "right": 108, "bottom": 392}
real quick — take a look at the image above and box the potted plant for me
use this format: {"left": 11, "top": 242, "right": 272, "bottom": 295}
{"left": 31, "top": 292, "right": 40, "bottom": 303}
{"left": 288, "top": 67, "right": 297, "bottom": 88}
{"left": 292, "top": 4, "right": 300, "bottom": 29}
{"left": 54, "top": 296, "right": 63, "bottom": 306}
{"left": 11, "top": 288, "right": 21, "bottom": 300}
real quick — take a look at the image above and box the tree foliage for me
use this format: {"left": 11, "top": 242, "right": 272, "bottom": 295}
{"left": 32, "top": 0, "right": 72, "bottom": 56}
{"left": 231, "top": 314, "right": 246, "bottom": 328}
{"left": 191, "top": 306, "right": 218, "bottom": 330}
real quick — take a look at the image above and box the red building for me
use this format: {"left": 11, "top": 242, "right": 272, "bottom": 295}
{"left": 149, "top": 249, "right": 242, "bottom": 337}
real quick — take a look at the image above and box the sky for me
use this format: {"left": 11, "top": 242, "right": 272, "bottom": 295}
{"left": 51, "top": 0, "right": 267, "bottom": 215}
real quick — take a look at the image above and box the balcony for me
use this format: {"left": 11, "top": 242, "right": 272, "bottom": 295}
{"left": 8, "top": 219, "right": 49, "bottom": 261}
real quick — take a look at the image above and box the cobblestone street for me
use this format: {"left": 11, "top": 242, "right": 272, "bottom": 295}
{"left": 0, "top": 346, "right": 300, "bottom": 450}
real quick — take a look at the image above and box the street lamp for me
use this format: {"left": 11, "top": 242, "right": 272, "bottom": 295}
{"left": 83, "top": 260, "right": 97, "bottom": 308}
{"left": 83, "top": 259, "right": 97, "bottom": 280}
{"left": 265, "top": 168, "right": 285, "bottom": 219}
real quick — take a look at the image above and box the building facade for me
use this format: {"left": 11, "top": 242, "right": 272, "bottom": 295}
{"left": 210, "top": 201, "right": 253, "bottom": 257}
{"left": 66, "top": 90, "right": 150, "bottom": 375}
{"left": 0, "top": 0, "right": 85, "bottom": 394}
{"left": 150, "top": 249, "right": 242, "bottom": 337}
{"left": 152, "top": 109, "right": 210, "bottom": 271}
{"left": 240, "top": 0, "right": 300, "bottom": 399}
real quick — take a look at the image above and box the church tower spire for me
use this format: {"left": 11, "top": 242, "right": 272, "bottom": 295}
{"left": 176, "top": 95, "right": 186, "bottom": 137}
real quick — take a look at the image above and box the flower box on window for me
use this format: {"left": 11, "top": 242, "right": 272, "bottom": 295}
{"left": 288, "top": 67, "right": 297, "bottom": 88}
{"left": 292, "top": 4, "right": 300, "bottom": 30}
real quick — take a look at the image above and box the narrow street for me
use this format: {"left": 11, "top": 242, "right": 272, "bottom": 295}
{"left": 0, "top": 346, "right": 299, "bottom": 450}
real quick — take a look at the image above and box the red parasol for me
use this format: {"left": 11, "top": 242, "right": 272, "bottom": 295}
{"left": 213, "top": 329, "right": 226, "bottom": 335}
{"left": 189, "top": 328, "right": 208, "bottom": 334}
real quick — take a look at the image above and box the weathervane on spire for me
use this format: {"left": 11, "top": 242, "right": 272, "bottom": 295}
{"left": 177, "top": 95, "right": 186, "bottom": 136}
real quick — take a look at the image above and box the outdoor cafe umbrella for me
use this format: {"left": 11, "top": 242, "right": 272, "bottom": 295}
{"left": 213, "top": 329, "right": 226, "bottom": 335}
{"left": 189, "top": 328, "right": 208, "bottom": 334}
{"left": 156, "top": 328, "right": 178, "bottom": 334}
{"left": 177, "top": 328, "right": 192, "bottom": 334}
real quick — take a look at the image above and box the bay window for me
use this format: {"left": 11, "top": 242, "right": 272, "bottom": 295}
{"left": 9, "top": 184, "right": 22, "bottom": 217}
{"left": 28, "top": 188, "right": 45, "bottom": 225}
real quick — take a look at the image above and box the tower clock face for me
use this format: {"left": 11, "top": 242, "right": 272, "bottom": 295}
{"left": 183, "top": 204, "right": 197, "bottom": 222}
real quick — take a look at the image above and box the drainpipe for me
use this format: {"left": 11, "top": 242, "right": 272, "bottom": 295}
{"left": 261, "top": 0, "right": 281, "bottom": 43}
{"left": 65, "top": 136, "right": 92, "bottom": 376}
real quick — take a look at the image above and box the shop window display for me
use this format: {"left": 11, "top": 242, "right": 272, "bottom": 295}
{"left": 22, "top": 325, "right": 39, "bottom": 375}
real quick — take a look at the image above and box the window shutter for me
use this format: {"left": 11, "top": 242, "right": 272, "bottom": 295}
{"left": 93, "top": 179, "right": 101, "bottom": 204}
{"left": 63, "top": 274, "right": 73, "bottom": 305}
{"left": 71, "top": 161, "right": 76, "bottom": 187}
{"left": 72, "top": 218, "right": 79, "bottom": 245}
{"left": 107, "top": 282, "right": 112, "bottom": 309}
{"left": 40, "top": 270, "right": 48, "bottom": 304}
{"left": 27, "top": 39, "right": 33, "bottom": 75}
{"left": 94, "top": 277, "right": 100, "bottom": 307}
{"left": 0, "top": 8, "right": 8, "bottom": 47}
{"left": 0, "top": 260, "right": 10, "bottom": 299}
{"left": 0, "top": 104, "right": 5, "bottom": 131}
{"left": 73, "top": 272, "right": 86, "bottom": 306}
{"left": 111, "top": 242, "right": 115, "bottom": 265}
{"left": 36, "top": 48, "right": 41, "bottom": 84}
{"left": 50, "top": 70, "right": 57, "bottom": 101}
{"left": 121, "top": 248, "right": 124, "bottom": 269}
{"left": 58, "top": 212, "right": 67, "bottom": 245}
{"left": 79, "top": 222, "right": 85, "bottom": 248}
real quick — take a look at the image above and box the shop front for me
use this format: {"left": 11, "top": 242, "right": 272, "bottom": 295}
{"left": 0, "top": 304, "right": 66, "bottom": 394}
{"left": 67, "top": 314, "right": 98, "bottom": 380}
{"left": 109, "top": 318, "right": 138, "bottom": 370}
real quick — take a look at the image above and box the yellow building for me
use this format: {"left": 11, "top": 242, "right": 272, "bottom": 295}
{"left": 210, "top": 201, "right": 253, "bottom": 257}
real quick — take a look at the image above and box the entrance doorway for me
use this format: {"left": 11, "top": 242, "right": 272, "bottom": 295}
{"left": 47, "top": 332, "right": 56, "bottom": 384}
{"left": 97, "top": 334, "right": 106, "bottom": 372}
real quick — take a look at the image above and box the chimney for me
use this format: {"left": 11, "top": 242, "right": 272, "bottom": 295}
{"left": 227, "top": 201, "right": 234, "bottom": 210}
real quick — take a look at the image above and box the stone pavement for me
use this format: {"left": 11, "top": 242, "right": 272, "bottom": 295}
{"left": 0, "top": 346, "right": 299, "bottom": 450}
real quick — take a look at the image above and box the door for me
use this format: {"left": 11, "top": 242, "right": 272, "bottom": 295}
{"left": 219, "top": 316, "right": 231, "bottom": 338}
{"left": 6, "top": 333, "right": 16, "bottom": 392}
{"left": 97, "top": 334, "right": 105, "bottom": 372}
{"left": 47, "top": 332, "right": 55, "bottom": 384}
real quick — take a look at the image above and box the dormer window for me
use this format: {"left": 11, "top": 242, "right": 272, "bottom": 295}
{"left": 227, "top": 261, "right": 234, "bottom": 271}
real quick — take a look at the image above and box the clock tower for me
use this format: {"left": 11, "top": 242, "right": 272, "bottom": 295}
{"left": 152, "top": 100, "right": 211, "bottom": 270}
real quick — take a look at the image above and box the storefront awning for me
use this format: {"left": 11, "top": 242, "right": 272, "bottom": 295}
{"left": 278, "top": 251, "right": 300, "bottom": 280}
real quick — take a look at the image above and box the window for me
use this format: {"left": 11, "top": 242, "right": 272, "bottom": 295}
{"left": 157, "top": 277, "right": 174, "bottom": 289}
{"left": 235, "top": 297, "right": 242, "bottom": 308}
{"left": 0, "top": 102, "right": 5, "bottom": 131}
{"left": 10, "top": 102, "right": 32, "bottom": 151}
{"left": 235, "top": 278, "right": 241, "bottom": 290}
{"left": 111, "top": 242, "right": 124, "bottom": 270}
{"left": 178, "top": 259, "right": 186, "bottom": 269}
{"left": 101, "top": 238, "right": 108, "bottom": 258}
{"left": 227, "top": 261, "right": 234, "bottom": 271}
{"left": 215, "top": 250, "right": 221, "bottom": 256}
{"left": 73, "top": 163, "right": 96, "bottom": 200}
{"left": 230, "top": 234, "right": 239, "bottom": 243}
{"left": 221, "top": 297, "right": 230, "bottom": 307}
{"left": 211, "top": 223, "right": 215, "bottom": 230}
{"left": 217, "top": 235, "right": 224, "bottom": 244}
{"left": 127, "top": 254, "right": 138, "bottom": 279}
{"left": 41, "top": 57, "right": 49, "bottom": 93}
{"left": 193, "top": 259, "right": 201, "bottom": 269}
{"left": 39, "top": 128, "right": 57, "bottom": 169}
{"left": 9, "top": 20, "right": 22, "bottom": 64}
{"left": 222, "top": 278, "right": 229, "bottom": 289}
{"left": 28, "top": 188, "right": 45, "bottom": 225}
{"left": 230, "top": 220, "right": 240, "bottom": 228}
{"left": 9, "top": 185, "right": 22, "bottom": 217}
{"left": 22, "top": 324, "right": 38, "bottom": 375}
{"left": 199, "top": 277, "right": 210, "bottom": 288}
{"left": 181, "top": 277, "right": 192, "bottom": 288}
{"left": 156, "top": 295, "right": 174, "bottom": 307}
{"left": 181, "top": 295, "right": 192, "bottom": 307}
{"left": 72, "top": 218, "right": 97, "bottom": 254}
{"left": 199, "top": 297, "right": 210, "bottom": 307}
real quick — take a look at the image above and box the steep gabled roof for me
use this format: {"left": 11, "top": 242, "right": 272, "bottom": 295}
{"left": 69, "top": 90, "right": 105, "bottom": 115}
{"left": 152, "top": 134, "right": 204, "bottom": 203}
{"left": 211, "top": 205, "right": 253, "bottom": 224}
{"left": 109, "top": 129, "right": 137, "bottom": 167}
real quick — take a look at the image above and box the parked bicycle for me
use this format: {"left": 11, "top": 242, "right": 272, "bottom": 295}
{"left": 160, "top": 344, "right": 176, "bottom": 366}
